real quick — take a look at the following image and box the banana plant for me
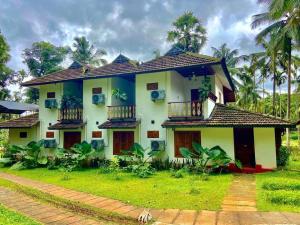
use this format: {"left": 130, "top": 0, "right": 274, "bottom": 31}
{"left": 180, "top": 142, "right": 242, "bottom": 174}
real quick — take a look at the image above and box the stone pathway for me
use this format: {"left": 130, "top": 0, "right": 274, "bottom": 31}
{"left": 0, "top": 187, "right": 103, "bottom": 225}
{"left": 222, "top": 174, "right": 257, "bottom": 212}
{"left": 0, "top": 172, "right": 300, "bottom": 225}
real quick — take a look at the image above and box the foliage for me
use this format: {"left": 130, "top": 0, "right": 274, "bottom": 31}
{"left": 120, "top": 143, "right": 157, "bottom": 178}
{"left": 60, "top": 95, "right": 83, "bottom": 109}
{"left": 71, "top": 36, "right": 107, "bottom": 66}
{"left": 0, "top": 140, "right": 48, "bottom": 170}
{"left": 170, "top": 168, "right": 185, "bottom": 178}
{"left": 23, "top": 41, "right": 68, "bottom": 103}
{"left": 167, "top": 11, "right": 207, "bottom": 53}
{"left": 262, "top": 180, "right": 300, "bottom": 191}
{"left": 180, "top": 142, "right": 241, "bottom": 174}
{"left": 277, "top": 146, "right": 290, "bottom": 167}
{"left": 198, "top": 76, "right": 212, "bottom": 102}
{"left": 112, "top": 89, "right": 128, "bottom": 102}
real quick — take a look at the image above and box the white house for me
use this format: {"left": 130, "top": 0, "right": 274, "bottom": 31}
{"left": 0, "top": 47, "right": 293, "bottom": 171}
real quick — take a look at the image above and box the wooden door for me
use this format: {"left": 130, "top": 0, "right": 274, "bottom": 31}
{"left": 64, "top": 132, "right": 81, "bottom": 149}
{"left": 113, "top": 131, "right": 134, "bottom": 155}
{"left": 174, "top": 131, "right": 201, "bottom": 157}
{"left": 234, "top": 128, "right": 256, "bottom": 167}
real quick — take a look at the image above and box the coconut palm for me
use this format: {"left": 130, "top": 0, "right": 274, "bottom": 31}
{"left": 252, "top": 0, "right": 300, "bottom": 145}
{"left": 167, "top": 12, "right": 207, "bottom": 53}
{"left": 72, "top": 36, "right": 107, "bottom": 66}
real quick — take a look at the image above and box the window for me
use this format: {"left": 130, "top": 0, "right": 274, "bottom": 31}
{"left": 47, "top": 92, "right": 55, "bottom": 98}
{"left": 92, "top": 131, "right": 102, "bottom": 138}
{"left": 147, "top": 131, "right": 159, "bottom": 138}
{"left": 92, "top": 87, "right": 102, "bottom": 94}
{"left": 147, "top": 83, "right": 158, "bottom": 90}
{"left": 19, "top": 132, "right": 28, "bottom": 138}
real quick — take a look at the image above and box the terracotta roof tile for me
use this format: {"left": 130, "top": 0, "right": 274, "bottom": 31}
{"left": 98, "top": 120, "right": 140, "bottom": 129}
{"left": 0, "top": 114, "right": 39, "bottom": 129}
{"left": 162, "top": 104, "right": 294, "bottom": 128}
{"left": 48, "top": 121, "right": 86, "bottom": 130}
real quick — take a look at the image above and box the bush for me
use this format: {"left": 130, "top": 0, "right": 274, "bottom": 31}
{"left": 266, "top": 191, "right": 300, "bottom": 206}
{"left": 277, "top": 146, "right": 290, "bottom": 167}
{"left": 262, "top": 180, "right": 300, "bottom": 191}
{"left": 170, "top": 168, "right": 186, "bottom": 178}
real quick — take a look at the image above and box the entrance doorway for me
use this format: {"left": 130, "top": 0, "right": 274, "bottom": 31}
{"left": 63, "top": 132, "right": 81, "bottom": 149}
{"left": 113, "top": 131, "right": 134, "bottom": 155}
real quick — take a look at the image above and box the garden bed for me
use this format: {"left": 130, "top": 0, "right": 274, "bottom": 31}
{"left": 0, "top": 168, "right": 232, "bottom": 210}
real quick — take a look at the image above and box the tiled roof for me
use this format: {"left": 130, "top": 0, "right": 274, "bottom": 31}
{"left": 0, "top": 101, "right": 38, "bottom": 114}
{"left": 0, "top": 113, "right": 39, "bottom": 129}
{"left": 22, "top": 50, "right": 223, "bottom": 87}
{"left": 48, "top": 121, "right": 86, "bottom": 130}
{"left": 162, "top": 104, "right": 294, "bottom": 128}
{"left": 98, "top": 120, "right": 140, "bottom": 129}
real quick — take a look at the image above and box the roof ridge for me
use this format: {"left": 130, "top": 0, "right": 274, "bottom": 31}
{"left": 215, "top": 103, "right": 291, "bottom": 123}
{"left": 185, "top": 52, "right": 221, "bottom": 62}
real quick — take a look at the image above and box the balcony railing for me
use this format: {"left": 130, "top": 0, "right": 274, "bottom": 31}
{"left": 59, "top": 108, "right": 83, "bottom": 122}
{"left": 108, "top": 105, "right": 136, "bottom": 120}
{"left": 168, "top": 101, "right": 203, "bottom": 119}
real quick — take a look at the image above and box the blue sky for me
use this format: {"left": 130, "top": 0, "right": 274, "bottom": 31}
{"left": 1, "top": 0, "right": 279, "bottom": 92}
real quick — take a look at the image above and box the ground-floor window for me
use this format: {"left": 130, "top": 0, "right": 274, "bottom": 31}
{"left": 174, "top": 131, "right": 201, "bottom": 157}
{"left": 63, "top": 131, "right": 81, "bottom": 149}
{"left": 113, "top": 131, "right": 134, "bottom": 155}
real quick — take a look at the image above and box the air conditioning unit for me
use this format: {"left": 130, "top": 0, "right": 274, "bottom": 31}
{"left": 151, "top": 140, "right": 165, "bottom": 151}
{"left": 151, "top": 90, "right": 165, "bottom": 101}
{"left": 45, "top": 99, "right": 58, "bottom": 109}
{"left": 91, "top": 139, "right": 105, "bottom": 150}
{"left": 92, "top": 94, "right": 105, "bottom": 105}
{"left": 44, "top": 139, "right": 57, "bottom": 148}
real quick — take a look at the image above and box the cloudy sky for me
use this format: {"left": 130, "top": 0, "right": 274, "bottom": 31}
{"left": 1, "top": 0, "right": 274, "bottom": 92}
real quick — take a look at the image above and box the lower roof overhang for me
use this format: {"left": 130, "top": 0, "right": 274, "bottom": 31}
{"left": 161, "top": 120, "right": 296, "bottom": 129}
{"left": 98, "top": 120, "right": 140, "bottom": 129}
{"left": 48, "top": 121, "right": 86, "bottom": 130}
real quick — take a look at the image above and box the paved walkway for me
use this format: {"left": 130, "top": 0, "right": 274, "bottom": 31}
{"left": 222, "top": 174, "right": 257, "bottom": 211}
{"left": 0, "top": 187, "right": 103, "bottom": 225}
{"left": 0, "top": 172, "right": 300, "bottom": 225}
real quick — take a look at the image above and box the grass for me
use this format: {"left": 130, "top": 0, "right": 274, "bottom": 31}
{"left": 0, "top": 178, "right": 136, "bottom": 225}
{"left": 0, "top": 168, "right": 233, "bottom": 210}
{"left": 0, "top": 203, "right": 40, "bottom": 225}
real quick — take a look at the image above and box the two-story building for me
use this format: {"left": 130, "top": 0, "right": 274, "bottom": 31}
{"left": 1, "top": 47, "right": 294, "bottom": 171}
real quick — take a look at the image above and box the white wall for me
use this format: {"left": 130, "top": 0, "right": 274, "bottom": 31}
{"left": 166, "top": 127, "right": 235, "bottom": 160}
{"left": 9, "top": 126, "right": 40, "bottom": 146}
{"left": 254, "top": 128, "right": 277, "bottom": 168}
{"left": 83, "top": 78, "right": 111, "bottom": 146}
{"left": 39, "top": 83, "right": 63, "bottom": 142}
{"left": 214, "top": 75, "right": 224, "bottom": 104}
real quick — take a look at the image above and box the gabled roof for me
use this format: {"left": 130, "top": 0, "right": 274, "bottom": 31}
{"left": 0, "top": 113, "right": 39, "bottom": 129}
{"left": 0, "top": 101, "right": 39, "bottom": 114}
{"left": 162, "top": 104, "right": 294, "bottom": 128}
{"left": 21, "top": 49, "right": 233, "bottom": 89}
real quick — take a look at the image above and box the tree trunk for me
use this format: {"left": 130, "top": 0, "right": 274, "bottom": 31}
{"left": 279, "top": 85, "right": 282, "bottom": 118}
{"left": 272, "top": 72, "right": 276, "bottom": 116}
{"left": 286, "top": 45, "right": 292, "bottom": 148}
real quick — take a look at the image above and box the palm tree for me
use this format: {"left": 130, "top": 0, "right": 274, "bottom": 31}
{"left": 72, "top": 36, "right": 107, "bottom": 66}
{"left": 167, "top": 12, "right": 207, "bottom": 53}
{"left": 252, "top": 0, "right": 300, "bottom": 146}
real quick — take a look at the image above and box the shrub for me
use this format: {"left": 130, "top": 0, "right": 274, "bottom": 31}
{"left": 170, "top": 168, "right": 187, "bottom": 178}
{"left": 130, "top": 163, "right": 154, "bottom": 178}
{"left": 277, "top": 146, "right": 290, "bottom": 167}
{"left": 262, "top": 180, "right": 300, "bottom": 191}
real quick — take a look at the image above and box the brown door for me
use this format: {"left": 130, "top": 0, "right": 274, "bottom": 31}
{"left": 174, "top": 131, "right": 201, "bottom": 157}
{"left": 64, "top": 132, "right": 81, "bottom": 149}
{"left": 234, "top": 128, "right": 256, "bottom": 167}
{"left": 113, "top": 131, "right": 134, "bottom": 155}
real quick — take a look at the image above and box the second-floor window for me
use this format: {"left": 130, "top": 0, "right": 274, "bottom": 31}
{"left": 47, "top": 92, "right": 56, "bottom": 98}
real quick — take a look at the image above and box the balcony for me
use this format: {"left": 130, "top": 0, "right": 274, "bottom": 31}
{"left": 168, "top": 101, "right": 203, "bottom": 120}
{"left": 58, "top": 108, "right": 83, "bottom": 122}
{"left": 108, "top": 105, "right": 136, "bottom": 121}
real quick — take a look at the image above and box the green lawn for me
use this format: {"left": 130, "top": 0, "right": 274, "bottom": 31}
{"left": 0, "top": 204, "right": 40, "bottom": 225}
{"left": 0, "top": 168, "right": 233, "bottom": 210}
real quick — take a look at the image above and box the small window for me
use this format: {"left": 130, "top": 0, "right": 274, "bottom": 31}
{"left": 47, "top": 92, "right": 55, "bottom": 98}
{"left": 46, "top": 132, "right": 54, "bottom": 138}
{"left": 147, "top": 83, "right": 158, "bottom": 90}
{"left": 19, "top": 132, "right": 28, "bottom": 138}
{"left": 92, "top": 87, "right": 102, "bottom": 94}
{"left": 147, "top": 131, "right": 159, "bottom": 138}
{"left": 92, "top": 131, "right": 102, "bottom": 138}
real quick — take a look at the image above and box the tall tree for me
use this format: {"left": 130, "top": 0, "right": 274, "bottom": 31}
{"left": 0, "top": 32, "right": 25, "bottom": 100}
{"left": 23, "top": 41, "right": 68, "bottom": 103}
{"left": 252, "top": 0, "right": 300, "bottom": 146}
{"left": 167, "top": 12, "right": 207, "bottom": 53}
{"left": 71, "top": 36, "right": 107, "bottom": 66}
